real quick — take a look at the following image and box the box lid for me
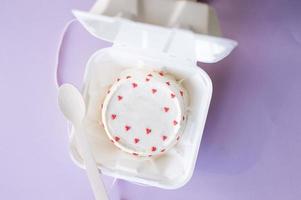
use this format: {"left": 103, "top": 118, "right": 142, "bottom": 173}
{"left": 72, "top": 0, "right": 237, "bottom": 63}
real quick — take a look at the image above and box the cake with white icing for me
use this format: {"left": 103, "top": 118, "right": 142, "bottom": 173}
{"left": 102, "top": 69, "right": 188, "bottom": 156}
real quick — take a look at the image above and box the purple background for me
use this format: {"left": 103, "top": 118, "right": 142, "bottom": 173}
{"left": 1, "top": 0, "right": 301, "bottom": 199}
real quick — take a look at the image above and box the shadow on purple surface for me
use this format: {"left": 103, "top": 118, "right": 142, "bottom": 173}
{"left": 57, "top": 21, "right": 111, "bottom": 89}
{"left": 195, "top": 52, "right": 269, "bottom": 175}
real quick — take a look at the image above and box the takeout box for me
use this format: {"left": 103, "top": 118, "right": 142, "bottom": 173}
{"left": 63, "top": 0, "right": 237, "bottom": 189}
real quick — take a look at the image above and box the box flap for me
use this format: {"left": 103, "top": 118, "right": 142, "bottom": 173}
{"left": 73, "top": 5, "right": 237, "bottom": 63}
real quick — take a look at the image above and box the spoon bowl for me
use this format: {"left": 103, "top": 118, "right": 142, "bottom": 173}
{"left": 58, "top": 83, "right": 86, "bottom": 124}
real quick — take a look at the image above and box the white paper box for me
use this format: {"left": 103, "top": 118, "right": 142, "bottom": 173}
{"left": 67, "top": 0, "right": 237, "bottom": 189}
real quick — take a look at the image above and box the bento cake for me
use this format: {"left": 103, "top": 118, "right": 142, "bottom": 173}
{"left": 102, "top": 69, "right": 188, "bottom": 156}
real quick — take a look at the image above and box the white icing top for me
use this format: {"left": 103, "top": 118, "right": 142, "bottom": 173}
{"left": 102, "top": 69, "right": 188, "bottom": 156}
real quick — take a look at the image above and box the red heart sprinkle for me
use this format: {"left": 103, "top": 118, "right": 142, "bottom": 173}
{"left": 166, "top": 81, "right": 170, "bottom": 86}
{"left": 171, "top": 93, "right": 176, "bottom": 98}
{"left": 147, "top": 73, "right": 153, "bottom": 77}
{"left": 126, "top": 76, "right": 131, "bottom": 79}
{"left": 132, "top": 83, "right": 138, "bottom": 88}
{"left": 173, "top": 120, "right": 178, "bottom": 125}
{"left": 111, "top": 114, "right": 117, "bottom": 120}
{"left": 145, "top": 78, "right": 150, "bottom": 82}
{"left": 152, "top": 89, "right": 157, "bottom": 94}
{"left": 118, "top": 96, "right": 123, "bottom": 101}
{"left": 180, "top": 90, "right": 184, "bottom": 96}
{"left": 162, "top": 135, "right": 167, "bottom": 141}
{"left": 163, "top": 107, "right": 169, "bottom": 112}
{"left": 151, "top": 146, "right": 157, "bottom": 152}
{"left": 159, "top": 72, "right": 164, "bottom": 76}
{"left": 114, "top": 136, "right": 120, "bottom": 142}
{"left": 125, "top": 125, "right": 131, "bottom": 131}
{"left": 146, "top": 128, "right": 152, "bottom": 134}
{"left": 134, "top": 138, "right": 140, "bottom": 144}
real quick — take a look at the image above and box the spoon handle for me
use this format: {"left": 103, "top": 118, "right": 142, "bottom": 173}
{"left": 75, "top": 125, "right": 109, "bottom": 200}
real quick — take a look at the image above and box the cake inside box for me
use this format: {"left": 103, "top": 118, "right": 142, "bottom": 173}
{"left": 69, "top": 46, "right": 212, "bottom": 189}
{"left": 102, "top": 69, "right": 189, "bottom": 157}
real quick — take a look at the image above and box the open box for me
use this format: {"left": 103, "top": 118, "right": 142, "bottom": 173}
{"left": 64, "top": 0, "right": 237, "bottom": 189}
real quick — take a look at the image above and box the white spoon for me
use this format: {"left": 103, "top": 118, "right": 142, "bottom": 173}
{"left": 58, "top": 83, "right": 109, "bottom": 200}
